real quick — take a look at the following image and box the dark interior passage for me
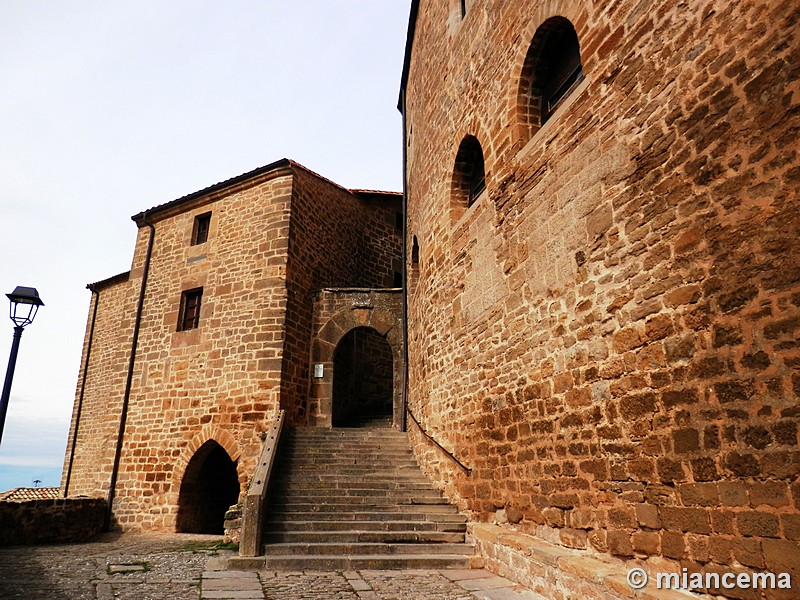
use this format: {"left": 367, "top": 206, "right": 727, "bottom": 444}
{"left": 333, "top": 327, "right": 394, "bottom": 427}
{"left": 176, "top": 440, "right": 240, "bottom": 534}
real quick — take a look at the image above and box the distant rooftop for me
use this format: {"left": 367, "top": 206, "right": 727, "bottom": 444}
{"left": 0, "top": 487, "right": 61, "bottom": 502}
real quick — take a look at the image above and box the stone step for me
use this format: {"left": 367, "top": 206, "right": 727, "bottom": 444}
{"left": 274, "top": 492, "right": 444, "bottom": 503}
{"left": 264, "top": 520, "right": 467, "bottom": 533}
{"left": 275, "top": 465, "right": 422, "bottom": 474}
{"left": 262, "top": 542, "right": 474, "bottom": 556}
{"left": 285, "top": 437, "right": 409, "bottom": 445}
{"left": 274, "top": 472, "right": 429, "bottom": 482}
{"left": 263, "top": 530, "right": 465, "bottom": 544}
{"left": 280, "top": 440, "right": 410, "bottom": 450}
{"left": 281, "top": 439, "right": 411, "bottom": 445}
{"left": 270, "top": 503, "right": 460, "bottom": 515}
{"left": 278, "top": 486, "right": 443, "bottom": 502}
{"left": 281, "top": 436, "right": 411, "bottom": 443}
{"left": 272, "top": 497, "right": 446, "bottom": 507}
{"left": 255, "top": 425, "right": 476, "bottom": 570}
{"left": 229, "top": 554, "right": 482, "bottom": 571}
{"left": 280, "top": 454, "right": 419, "bottom": 469}
{"left": 273, "top": 480, "right": 437, "bottom": 491}
{"left": 282, "top": 440, "right": 405, "bottom": 445}
{"left": 288, "top": 427, "right": 404, "bottom": 435}
{"left": 279, "top": 451, "right": 413, "bottom": 459}
{"left": 270, "top": 500, "right": 454, "bottom": 513}
{"left": 266, "top": 510, "right": 465, "bottom": 522}
{"left": 276, "top": 455, "right": 419, "bottom": 463}
{"left": 278, "top": 459, "right": 416, "bottom": 466}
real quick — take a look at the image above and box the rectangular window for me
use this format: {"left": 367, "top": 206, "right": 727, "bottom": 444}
{"left": 191, "top": 212, "right": 211, "bottom": 245}
{"left": 178, "top": 288, "right": 203, "bottom": 331}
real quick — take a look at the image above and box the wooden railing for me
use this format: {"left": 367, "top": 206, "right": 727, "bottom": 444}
{"left": 239, "top": 409, "right": 285, "bottom": 557}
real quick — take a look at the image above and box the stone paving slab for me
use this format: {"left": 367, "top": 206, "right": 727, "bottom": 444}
{"left": 204, "top": 570, "right": 256, "bottom": 579}
{"left": 441, "top": 569, "right": 496, "bottom": 581}
{"left": 470, "top": 588, "right": 543, "bottom": 600}
{"left": 458, "top": 575, "right": 519, "bottom": 591}
{"left": 203, "top": 578, "right": 262, "bottom": 591}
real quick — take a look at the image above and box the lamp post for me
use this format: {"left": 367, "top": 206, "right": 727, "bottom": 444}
{"left": 0, "top": 286, "right": 44, "bottom": 448}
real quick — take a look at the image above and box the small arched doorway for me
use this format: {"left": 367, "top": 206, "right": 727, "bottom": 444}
{"left": 333, "top": 327, "right": 393, "bottom": 427}
{"left": 176, "top": 440, "right": 240, "bottom": 533}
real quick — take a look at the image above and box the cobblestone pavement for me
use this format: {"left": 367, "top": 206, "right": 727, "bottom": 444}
{"left": 0, "top": 532, "right": 213, "bottom": 599}
{"left": 0, "top": 534, "right": 538, "bottom": 600}
{"left": 261, "top": 569, "right": 540, "bottom": 600}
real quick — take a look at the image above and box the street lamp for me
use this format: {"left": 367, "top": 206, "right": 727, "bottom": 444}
{"left": 0, "top": 286, "right": 44, "bottom": 448}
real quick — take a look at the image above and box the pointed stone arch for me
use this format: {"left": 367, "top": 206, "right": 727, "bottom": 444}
{"left": 168, "top": 426, "right": 241, "bottom": 507}
{"left": 175, "top": 426, "right": 241, "bottom": 474}
{"left": 175, "top": 439, "right": 240, "bottom": 533}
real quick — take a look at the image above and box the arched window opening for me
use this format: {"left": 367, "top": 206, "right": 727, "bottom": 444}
{"left": 518, "top": 17, "right": 584, "bottom": 139}
{"left": 452, "top": 135, "right": 487, "bottom": 221}
{"left": 333, "top": 327, "right": 393, "bottom": 427}
{"left": 176, "top": 441, "right": 239, "bottom": 534}
{"left": 411, "top": 236, "right": 420, "bottom": 265}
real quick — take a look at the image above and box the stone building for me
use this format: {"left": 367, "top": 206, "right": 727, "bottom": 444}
{"left": 60, "top": 159, "right": 403, "bottom": 531}
{"left": 399, "top": 0, "right": 799, "bottom": 595}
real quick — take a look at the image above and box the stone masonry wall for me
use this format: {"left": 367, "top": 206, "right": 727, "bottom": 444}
{"left": 280, "top": 167, "right": 402, "bottom": 425}
{"left": 404, "top": 0, "right": 799, "bottom": 594}
{"left": 0, "top": 498, "right": 106, "bottom": 546}
{"left": 61, "top": 275, "right": 135, "bottom": 498}
{"left": 86, "top": 171, "right": 294, "bottom": 531}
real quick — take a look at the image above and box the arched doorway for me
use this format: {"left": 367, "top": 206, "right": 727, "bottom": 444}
{"left": 176, "top": 440, "right": 240, "bottom": 533}
{"left": 332, "top": 327, "right": 393, "bottom": 427}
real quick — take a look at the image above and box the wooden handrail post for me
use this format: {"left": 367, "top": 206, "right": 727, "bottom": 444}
{"left": 239, "top": 409, "right": 285, "bottom": 557}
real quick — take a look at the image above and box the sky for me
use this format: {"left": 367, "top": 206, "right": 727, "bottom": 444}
{"left": 0, "top": 1, "right": 410, "bottom": 492}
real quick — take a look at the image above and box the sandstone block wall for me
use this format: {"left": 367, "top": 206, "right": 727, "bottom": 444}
{"left": 280, "top": 169, "right": 402, "bottom": 424}
{"left": 106, "top": 170, "right": 295, "bottom": 530}
{"left": 0, "top": 498, "right": 106, "bottom": 545}
{"left": 61, "top": 274, "right": 135, "bottom": 498}
{"left": 403, "top": 0, "right": 799, "bottom": 590}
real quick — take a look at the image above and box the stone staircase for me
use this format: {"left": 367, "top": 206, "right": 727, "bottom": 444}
{"left": 258, "top": 425, "right": 479, "bottom": 570}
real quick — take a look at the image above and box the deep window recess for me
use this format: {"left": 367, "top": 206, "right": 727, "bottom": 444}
{"left": 192, "top": 212, "right": 211, "bottom": 246}
{"left": 468, "top": 149, "right": 486, "bottom": 203}
{"left": 542, "top": 26, "right": 583, "bottom": 119}
{"left": 178, "top": 288, "right": 203, "bottom": 331}
{"left": 452, "top": 135, "right": 487, "bottom": 213}
{"left": 409, "top": 236, "right": 421, "bottom": 294}
{"left": 459, "top": 0, "right": 467, "bottom": 19}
